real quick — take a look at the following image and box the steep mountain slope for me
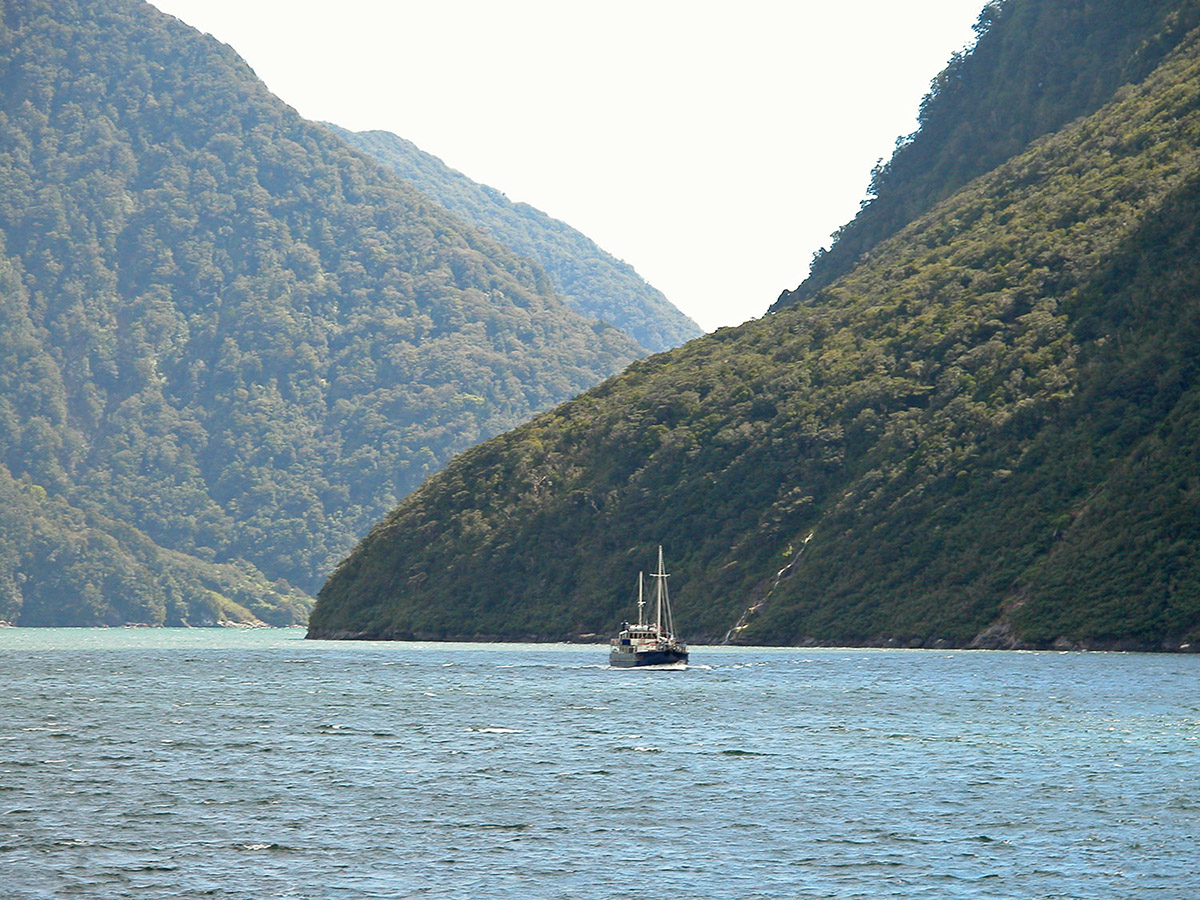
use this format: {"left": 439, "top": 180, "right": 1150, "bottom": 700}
{"left": 0, "top": 0, "right": 642, "bottom": 625}
{"left": 309, "top": 5, "right": 1200, "bottom": 651}
{"left": 779, "top": 0, "right": 1200, "bottom": 306}
{"left": 0, "top": 459, "right": 309, "bottom": 626}
{"left": 328, "top": 125, "right": 702, "bottom": 353}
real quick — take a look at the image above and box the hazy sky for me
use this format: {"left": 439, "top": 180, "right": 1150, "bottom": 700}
{"left": 150, "top": 0, "right": 986, "bottom": 332}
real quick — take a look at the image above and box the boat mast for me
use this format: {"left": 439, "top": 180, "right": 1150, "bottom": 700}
{"left": 636, "top": 572, "right": 645, "bottom": 625}
{"left": 651, "top": 545, "right": 668, "bottom": 631}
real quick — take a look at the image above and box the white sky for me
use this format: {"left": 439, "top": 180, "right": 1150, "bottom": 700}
{"left": 151, "top": 0, "right": 986, "bottom": 332}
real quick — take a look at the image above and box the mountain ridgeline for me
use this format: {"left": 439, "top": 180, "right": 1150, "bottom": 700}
{"left": 309, "top": 0, "right": 1200, "bottom": 651}
{"left": 779, "top": 0, "right": 1200, "bottom": 306}
{"left": 327, "top": 126, "right": 702, "bottom": 354}
{"left": 0, "top": 0, "right": 696, "bottom": 626}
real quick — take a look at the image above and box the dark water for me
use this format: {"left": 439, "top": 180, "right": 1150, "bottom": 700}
{"left": 1, "top": 629, "right": 1198, "bottom": 899}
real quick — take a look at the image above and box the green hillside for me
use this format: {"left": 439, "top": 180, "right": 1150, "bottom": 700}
{"left": 781, "top": 0, "right": 1200, "bottom": 305}
{"left": 328, "top": 125, "right": 702, "bottom": 353}
{"left": 0, "top": 0, "right": 642, "bottom": 625}
{"left": 309, "top": 1, "right": 1200, "bottom": 651}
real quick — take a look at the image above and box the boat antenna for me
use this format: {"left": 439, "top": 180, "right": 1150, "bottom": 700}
{"left": 637, "top": 572, "right": 645, "bottom": 624}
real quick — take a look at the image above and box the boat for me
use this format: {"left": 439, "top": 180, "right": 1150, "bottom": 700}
{"left": 609, "top": 546, "right": 689, "bottom": 667}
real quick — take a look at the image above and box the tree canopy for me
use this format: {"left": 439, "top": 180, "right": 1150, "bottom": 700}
{"left": 329, "top": 126, "right": 702, "bottom": 354}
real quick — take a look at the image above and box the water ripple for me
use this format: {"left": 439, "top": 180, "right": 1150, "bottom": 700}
{"left": 1, "top": 629, "right": 1198, "bottom": 899}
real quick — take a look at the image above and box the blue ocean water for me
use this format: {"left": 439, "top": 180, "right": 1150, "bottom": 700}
{"left": 1, "top": 628, "right": 1197, "bottom": 899}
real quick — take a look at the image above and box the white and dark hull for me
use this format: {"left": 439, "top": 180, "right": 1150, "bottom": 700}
{"left": 609, "top": 646, "right": 688, "bottom": 668}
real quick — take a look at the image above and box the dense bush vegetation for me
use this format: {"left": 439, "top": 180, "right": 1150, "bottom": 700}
{"left": 0, "top": 0, "right": 644, "bottom": 624}
{"left": 330, "top": 126, "right": 702, "bottom": 353}
{"left": 310, "top": 3, "right": 1200, "bottom": 650}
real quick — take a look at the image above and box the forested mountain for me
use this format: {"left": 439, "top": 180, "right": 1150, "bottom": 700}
{"left": 779, "top": 0, "right": 1200, "bottom": 305}
{"left": 328, "top": 126, "right": 702, "bottom": 353}
{"left": 309, "top": 0, "right": 1200, "bottom": 651}
{"left": 0, "top": 0, "right": 643, "bottom": 625}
